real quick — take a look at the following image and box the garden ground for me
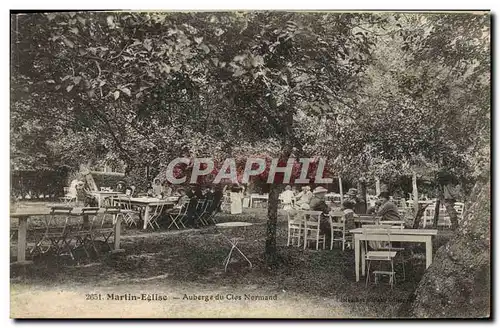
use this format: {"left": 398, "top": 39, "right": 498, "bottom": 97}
{"left": 10, "top": 203, "right": 453, "bottom": 318}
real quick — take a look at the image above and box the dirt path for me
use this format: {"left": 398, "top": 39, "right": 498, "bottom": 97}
{"left": 11, "top": 280, "right": 351, "bottom": 318}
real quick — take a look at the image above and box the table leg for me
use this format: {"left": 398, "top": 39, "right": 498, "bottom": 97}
{"left": 17, "top": 217, "right": 28, "bottom": 262}
{"left": 425, "top": 236, "right": 433, "bottom": 268}
{"left": 114, "top": 214, "right": 121, "bottom": 250}
{"left": 355, "top": 234, "right": 360, "bottom": 282}
{"left": 143, "top": 205, "right": 151, "bottom": 230}
{"left": 361, "top": 240, "right": 366, "bottom": 276}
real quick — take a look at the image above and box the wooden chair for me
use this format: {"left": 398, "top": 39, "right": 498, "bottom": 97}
{"left": 286, "top": 211, "right": 303, "bottom": 247}
{"left": 206, "top": 199, "right": 223, "bottom": 225}
{"left": 31, "top": 206, "right": 74, "bottom": 257}
{"left": 147, "top": 202, "right": 166, "bottom": 230}
{"left": 120, "top": 198, "right": 141, "bottom": 227}
{"left": 167, "top": 200, "right": 190, "bottom": 229}
{"left": 363, "top": 225, "right": 398, "bottom": 288}
{"left": 329, "top": 213, "right": 345, "bottom": 250}
{"left": 197, "top": 199, "right": 212, "bottom": 226}
{"left": 302, "top": 211, "right": 326, "bottom": 250}
{"left": 329, "top": 212, "right": 354, "bottom": 251}
{"left": 60, "top": 187, "right": 76, "bottom": 204}
{"left": 91, "top": 207, "right": 120, "bottom": 252}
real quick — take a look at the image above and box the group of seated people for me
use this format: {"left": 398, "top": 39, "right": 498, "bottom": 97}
{"left": 170, "top": 185, "right": 225, "bottom": 227}
{"left": 283, "top": 185, "right": 402, "bottom": 245}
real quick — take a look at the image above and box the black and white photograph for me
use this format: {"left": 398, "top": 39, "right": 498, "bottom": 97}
{"left": 9, "top": 9, "right": 491, "bottom": 319}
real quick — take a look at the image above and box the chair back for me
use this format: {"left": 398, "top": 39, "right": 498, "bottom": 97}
{"left": 301, "top": 210, "right": 323, "bottom": 228}
{"left": 203, "top": 199, "right": 213, "bottom": 212}
{"left": 287, "top": 211, "right": 304, "bottom": 228}
{"left": 196, "top": 199, "right": 206, "bottom": 211}
{"left": 380, "top": 221, "right": 405, "bottom": 229}
{"left": 63, "top": 187, "right": 70, "bottom": 195}
{"left": 151, "top": 202, "right": 166, "bottom": 218}
{"left": 82, "top": 207, "right": 100, "bottom": 215}
{"left": 362, "top": 225, "right": 393, "bottom": 252}
{"left": 50, "top": 206, "right": 73, "bottom": 215}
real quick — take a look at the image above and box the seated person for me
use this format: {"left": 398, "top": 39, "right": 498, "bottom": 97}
{"left": 152, "top": 179, "right": 163, "bottom": 197}
{"left": 184, "top": 189, "right": 200, "bottom": 228}
{"left": 174, "top": 188, "right": 189, "bottom": 208}
{"left": 124, "top": 186, "right": 133, "bottom": 197}
{"left": 309, "top": 186, "right": 331, "bottom": 242}
{"left": 367, "top": 200, "right": 382, "bottom": 215}
{"left": 295, "top": 186, "right": 313, "bottom": 207}
{"left": 376, "top": 191, "right": 401, "bottom": 222}
{"left": 116, "top": 181, "right": 126, "bottom": 193}
{"left": 341, "top": 201, "right": 357, "bottom": 231}
{"left": 279, "top": 185, "right": 295, "bottom": 210}
{"left": 146, "top": 186, "right": 155, "bottom": 197}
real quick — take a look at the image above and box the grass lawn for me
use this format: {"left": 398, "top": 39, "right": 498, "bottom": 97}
{"left": 10, "top": 202, "right": 453, "bottom": 318}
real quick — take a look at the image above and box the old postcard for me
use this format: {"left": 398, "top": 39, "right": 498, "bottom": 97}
{"left": 10, "top": 9, "right": 491, "bottom": 318}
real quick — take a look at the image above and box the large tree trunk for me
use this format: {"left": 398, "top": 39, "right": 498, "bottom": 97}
{"left": 265, "top": 183, "right": 280, "bottom": 264}
{"left": 407, "top": 170, "right": 490, "bottom": 318}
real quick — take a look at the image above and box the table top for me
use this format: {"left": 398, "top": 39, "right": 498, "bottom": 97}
{"left": 115, "top": 196, "right": 174, "bottom": 204}
{"left": 92, "top": 191, "right": 124, "bottom": 195}
{"left": 250, "top": 194, "right": 269, "bottom": 199}
{"left": 350, "top": 228, "right": 438, "bottom": 235}
{"left": 10, "top": 207, "right": 106, "bottom": 218}
{"left": 216, "top": 222, "right": 253, "bottom": 228}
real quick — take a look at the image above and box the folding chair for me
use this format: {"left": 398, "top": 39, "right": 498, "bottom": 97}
{"left": 167, "top": 200, "right": 190, "bottom": 229}
{"left": 302, "top": 211, "right": 326, "bottom": 250}
{"left": 68, "top": 207, "right": 100, "bottom": 260}
{"left": 147, "top": 203, "right": 166, "bottom": 230}
{"left": 287, "top": 211, "right": 303, "bottom": 247}
{"left": 31, "top": 206, "right": 74, "bottom": 257}
{"left": 91, "top": 207, "right": 121, "bottom": 253}
{"left": 363, "top": 225, "right": 398, "bottom": 288}
{"left": 206, "top": 199, "right": 223, "bottom": 225}
{"left": 198, "top": 200, "right": 213, "bottom": 226}
{"left": 120, "top": 198, "right": 141, "bottom": 227}
{"left": 60, "top": 187, "right": 76, "bottom": 205}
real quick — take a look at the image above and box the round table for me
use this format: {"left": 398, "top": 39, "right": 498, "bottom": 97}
{"left": 215, "top": 222, "right": 253, "bottom": 271}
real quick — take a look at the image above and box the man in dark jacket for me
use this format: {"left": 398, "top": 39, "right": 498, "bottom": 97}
{"left": 309, "top": 186, "right": 331, "bottom": 243}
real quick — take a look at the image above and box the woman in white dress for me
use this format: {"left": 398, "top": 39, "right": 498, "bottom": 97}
{"left": 279, "top": 185, "right": 295, "bottom": 211}
{"left": 230, "top": 184, "right": 243, "bottom": 215}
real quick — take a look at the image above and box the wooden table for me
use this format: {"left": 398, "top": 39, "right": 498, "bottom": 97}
{"left": 114, "top": 197, "right": 175, "bottom": 230}
{"left": 91, "top": 191, "right": 124, "bottom": 207}
{"left": 351, "top": 227, "right": 438, "bottom": 282}
{"left": 10, "top": 207, "right": 123, "bottom": 265}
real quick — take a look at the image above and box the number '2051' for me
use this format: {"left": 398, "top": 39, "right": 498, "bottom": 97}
{"left": 85, "top": 294, "right": 102, "bottom": 300}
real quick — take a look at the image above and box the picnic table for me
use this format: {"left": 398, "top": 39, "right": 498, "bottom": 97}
{"left": 9, "top": 206, "right": 123, "bottom": 265}
{"left": 91, "top": 191, "right": 124, "bottom": 207}
{"left": 113, "top": 196, "right": 175, "bottom": 230}
{"left": 350, "top": 227, "right": 438, "bottom": 282}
